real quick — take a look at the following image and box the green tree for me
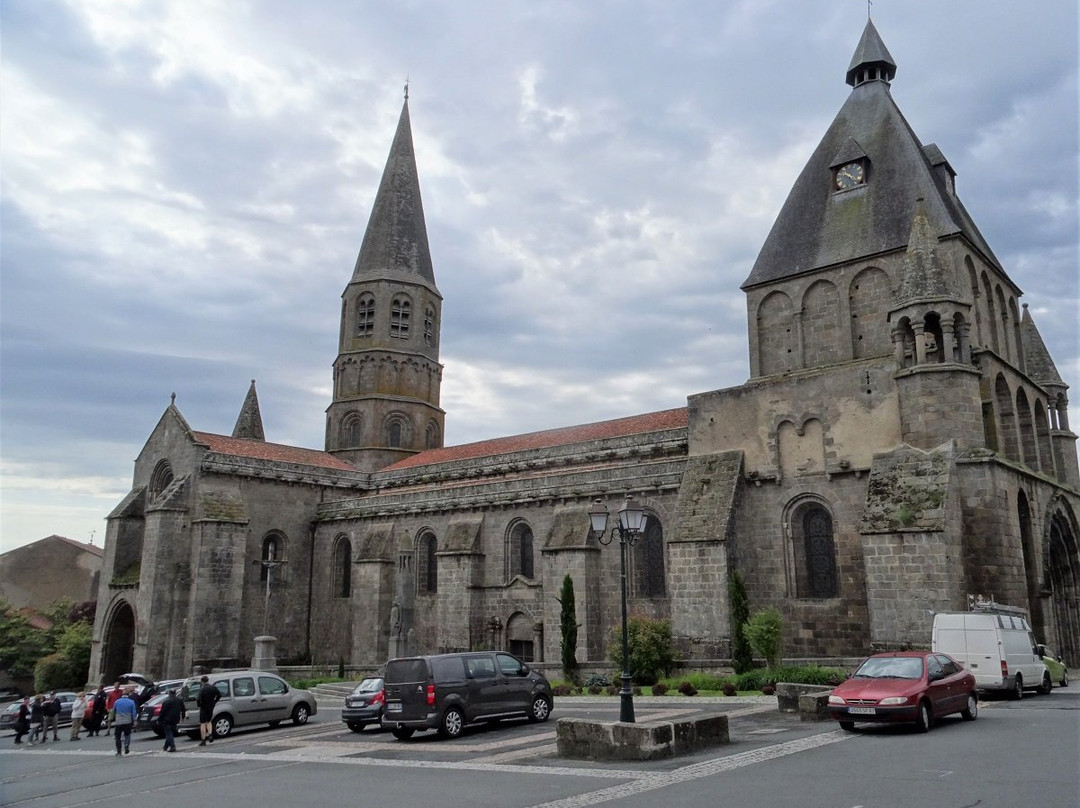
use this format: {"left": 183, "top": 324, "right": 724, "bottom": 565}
{"left": 742, "top": 608, "right": 784, "bottom": 669}
{"left": 606, "top": 616, "right": 679, "bottom": 685}
{"left": 557, "top": 575, "right": 579, "bottom": 683}
{"left": 0, "top": 601, "right": 51, "bottom": 679}
{"left": 729, "top": 570, "right": 754, "bottom": 674}
{"left": 56, "top": 621, "right": 93, "bottom": 684}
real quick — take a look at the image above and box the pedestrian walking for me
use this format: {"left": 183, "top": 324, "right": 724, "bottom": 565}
{"left": 43, "top": 691, "right": 62, "bottom": 740}
{"left": 111, "top": 688, "right": 137, "bottom": 756}
{"left": 196, "top": 676, "right": 220, "bottom": 746}
{"left": 27, "top": 695, "right": 44, "bottom": 744}
{"left": 13, "top": 698, "right": 31, "bottom": 745}
{"left": 104, "top": 681, "right": 122, "bottom": 731}
{"left": 69, "top": 692, "right": 87, "bottom": 740}
{"left": 157, "top": 688, "right": 186, "bottom": 752}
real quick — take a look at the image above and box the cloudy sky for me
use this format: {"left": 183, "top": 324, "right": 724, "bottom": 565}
{"left": 2, "top": 0, "right": 1077, "bottom": 552}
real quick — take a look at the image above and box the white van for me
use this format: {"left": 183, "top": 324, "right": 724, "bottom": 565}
{"left": 931, "top": 611, "right": 1052, "bottom": 698}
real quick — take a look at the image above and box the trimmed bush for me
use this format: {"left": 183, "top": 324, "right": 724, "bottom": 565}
{"left": 34, "top": 653, "right": 76, "bottom": 693}
{"left": 676, "top": 680, "right": 698, "bottom": 696}
{"left": 651, "top": 682, "right": 669, "bottom": 696}
{"left": 606, "top": 617, "right": 679, "bottom": 685}
{"left": 721, "top": 682, "right": 737, "bottom": 696}
{"left": 761, "top": 684, "right": 776, "bottom": 696}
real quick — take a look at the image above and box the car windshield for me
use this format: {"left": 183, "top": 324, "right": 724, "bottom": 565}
{"left": 854, "top": 657, "right": 924, "bottom": 679}
{"left": 352, "top": 678, "right": 382, "bottom": 694}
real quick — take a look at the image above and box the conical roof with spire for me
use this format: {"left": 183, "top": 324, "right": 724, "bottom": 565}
{"left": 743, "top": 19, "right": 1002, "bottom": 290}
{"left": 231, "top": 379, "right": 265, "bottom": 441}
{"left": 1021, "top": 306, "right": 1066, "bottom": 388}
{"left": 351, "top": 98, "right": 439, "bottom": 294}
{"left": 895, "top": 196, "right": 950, "bottom": 303}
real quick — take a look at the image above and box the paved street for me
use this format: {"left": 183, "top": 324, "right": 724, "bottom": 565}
{"left": 1, "top": 691, "right": 1076, "bottom": 807}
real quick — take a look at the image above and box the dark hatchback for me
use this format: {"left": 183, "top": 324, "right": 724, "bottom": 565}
{"left": 381, "top": 651, "right": 552, "bottom": 740}
{"left": 342, "top": 677, "right": 385, "bottom": 732}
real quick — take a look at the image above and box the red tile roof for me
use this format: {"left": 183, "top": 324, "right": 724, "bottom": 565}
{"left": 385, "top": 407, "right": 688, "bottom": 471}
{"left": 193, "top": 433, "right": 357, "bottom": 471}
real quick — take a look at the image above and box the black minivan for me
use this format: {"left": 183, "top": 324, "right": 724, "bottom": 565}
{"left": 381, "top": 651, "right": 553, "bottom": 740}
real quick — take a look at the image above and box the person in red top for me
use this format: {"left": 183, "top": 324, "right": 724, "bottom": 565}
{"left": 103, "top": 682, "right": 122, "bottom": 731}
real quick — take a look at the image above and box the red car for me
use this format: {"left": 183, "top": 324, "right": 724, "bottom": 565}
{"left": 828, "top": 651, "right": 978, "bottom": 732}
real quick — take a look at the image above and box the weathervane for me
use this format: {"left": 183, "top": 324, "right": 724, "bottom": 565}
{"left": 404, "top": 75, "right": 410, "bottom": 101}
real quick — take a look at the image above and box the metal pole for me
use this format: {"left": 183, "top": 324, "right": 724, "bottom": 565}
{"left": 618, "top": 530, "right": 635, "bottom": 723}
{"left": 263, "top": 565, "right": 272, "bottom": 637}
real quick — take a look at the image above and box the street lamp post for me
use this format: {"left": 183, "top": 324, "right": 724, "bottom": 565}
{"left": 588, "top": 494, "right": 647, "bottom": 723}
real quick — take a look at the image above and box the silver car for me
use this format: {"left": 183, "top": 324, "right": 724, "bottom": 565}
{"left": 176, "top": 670, "right": 317, "bottom": 739}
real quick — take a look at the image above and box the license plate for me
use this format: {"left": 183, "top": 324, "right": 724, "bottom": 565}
{"left": 848, "top": 706, "right": 876, "bottom": 715}
{"left": 386, "top": 701, "right": 402, "bottom": 713}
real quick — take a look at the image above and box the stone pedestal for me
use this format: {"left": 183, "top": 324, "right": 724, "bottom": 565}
{"left": 251, "top": 635, "right": 278, "bottom": 672}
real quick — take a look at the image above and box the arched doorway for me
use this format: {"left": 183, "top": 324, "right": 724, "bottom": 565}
{"left": 101, "top": 601, "right": 136, "bottom": 684}
{"left": 1045, "top": 503, "right": 1080, "bottom": 667}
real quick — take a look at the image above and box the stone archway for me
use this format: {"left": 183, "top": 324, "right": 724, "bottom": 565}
{"left": 101, "top": 601, "right": 136, "bottom": 684}
{"left": 1045, "top": 505, "right": 1080, "bottom": 667}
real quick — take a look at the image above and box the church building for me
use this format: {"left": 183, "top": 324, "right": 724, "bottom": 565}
{"left": 89, "top": 20, "right": 1080, "bottom": 682}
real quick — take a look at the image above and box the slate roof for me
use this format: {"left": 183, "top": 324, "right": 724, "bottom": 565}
{"left": 193, "top": 432, "right": 357, "bottom": 471}
{"left": 351, "top": 98, "right": 439, "bottom": 294}
{"left": 1020, "top": 305, "right": 1066, "bottom": 388}
{"left": 743, "top": 20, "right": 1002, "bottom": 290}
{"left": 384, "top": 407, "right": 689, "bottom": 471}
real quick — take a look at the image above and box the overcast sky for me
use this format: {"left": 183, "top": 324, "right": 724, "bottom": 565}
{"left": 2, "top": 0, "right": 1077, "bottom": 553}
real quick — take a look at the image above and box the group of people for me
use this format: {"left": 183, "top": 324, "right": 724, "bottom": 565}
{"left": 10, "top": 679, "right": 199, "bottom": 755}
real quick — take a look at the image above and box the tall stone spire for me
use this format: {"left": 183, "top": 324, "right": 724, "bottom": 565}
{"left": 232, "top": 379, "right": 265, "bottom": 441}
{"left": 351, "top": 98, "right": 438, "bottom": 294}
{"left": 327, "top": 95, "right": 445, "bottom": 471}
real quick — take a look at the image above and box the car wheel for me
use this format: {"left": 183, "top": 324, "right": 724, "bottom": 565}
{"left": 212, "top": 714, "right": 233, "bottom": 739}
{"left": 527, "top": 694, "right": 551, "bottom": 723}
{"left": 838, "top": 720, "right": 855, "bottom": 732}
{"left": 914, "top": 700, "right": 931, "bottom": 733}
{"left": 291, "top": 703, "right": 310, "bottom": 726}
{"left": 1038, "top": 672, "right": 1052, "bottom": 696}
{"left": 391, "top": 727, "right": 414, "bottom": 741}
{"left": 438, "top": 706, "right": 464, "bottom": 739}
{"left": 347, "top": 722, "right": 365, "bottom": 733}
{"left": 1062, "top": 670, "right": 1069, "bottom": 687}
{"left": 960, "top": 693, "right": 978, "bottom": 721}
{"left": 1011, "top": 674, "right": 1023, "bottom": 700}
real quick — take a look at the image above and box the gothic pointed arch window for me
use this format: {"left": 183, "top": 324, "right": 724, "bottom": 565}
{"left": 390, "top": 295, "right": 411, "bottom": 339}
{"left": 417, "top": 532, "right": 438, "bottom": 593}
{"left": 633, "top": 514, "right": 666, "bottom": 598}
{"left": 506, "top": 521, "right": 534, "bottom": 580}
{"left": 332, "top": 535, "right": 352, "bottom": 598}
{"left": 355, "top": 294, "right": 375, "bottom": 337}
{"left": 788, "top": 499, "right": 838, "bottom": 599}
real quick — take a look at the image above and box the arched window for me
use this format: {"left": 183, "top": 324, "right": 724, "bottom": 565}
{"left": 507, "top": 522, "right": 534, "bottom": 580}
{"left": 425, "top": 421, "right": 439, "bottom": 450}
{"left": 424, "top": 306, "right": 436, "bottom": 347}
{"left": 634, "top": 515, "right": 666, "bottom": 598}
{"left": 389, "top": 420, "right": 403, "bottom": 448}
{"left": 149, "top": 460, "right": 174, "bottom": 501}
{"left": 355, "top": 294, "right": 375, "bottom": 337}
{"left": 390, "top": 296, "right": 411, "bottom": 338}
{"left": 333, "top": 535, "right": 351, "bottom": 598}
{"left": 789, "top": 500, "right": 838, "bottom": 598}
{"left": 341, "top": 413, "right": 362, "bottom": 448}
{"left": 417, "top": 532, "right": 438, "bottom": 593}
{"left": 260, "top": 532, "right": 286, "bottom": 582}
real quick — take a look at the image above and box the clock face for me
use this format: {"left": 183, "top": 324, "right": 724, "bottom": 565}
{"left": 834, "top": 162, "right": 866, "bottom": 190}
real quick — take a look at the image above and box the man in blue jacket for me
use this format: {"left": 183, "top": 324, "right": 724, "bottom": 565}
{"left": 111, "top": 688, "right": 138, "bottom": 756}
